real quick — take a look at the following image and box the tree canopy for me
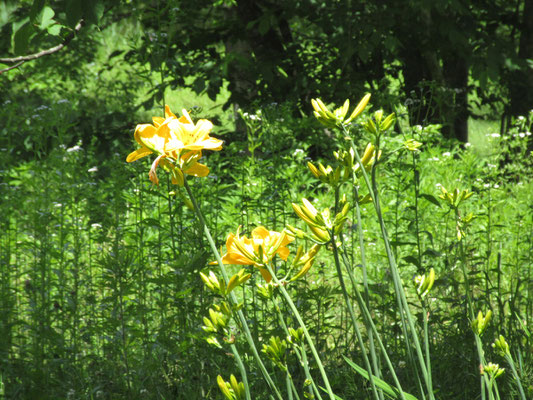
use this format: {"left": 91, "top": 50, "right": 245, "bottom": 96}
{"left": 1, "top": 0, "right": 532, "bottom": 142}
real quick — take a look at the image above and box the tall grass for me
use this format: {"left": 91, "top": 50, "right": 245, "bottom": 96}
{"left": 0, "top": 77, "right": 531, "bottom": 399}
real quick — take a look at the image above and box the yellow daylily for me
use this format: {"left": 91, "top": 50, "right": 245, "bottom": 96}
{"left": 217, "top": 226, "right": 294, "bottom": 282}
{"left": 126, "top": 105, "right": 223, "bottom": 185}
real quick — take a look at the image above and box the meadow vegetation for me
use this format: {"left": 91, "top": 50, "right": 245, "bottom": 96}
{"left": 0, "top": 1, "right": 532, "bottom": 399}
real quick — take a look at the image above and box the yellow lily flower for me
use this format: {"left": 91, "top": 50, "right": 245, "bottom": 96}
{"left": 217, "top": 226, "right": 294, "bottom": 282}
{"left": 126, "top": 105, "right": 223, "bottom": 185}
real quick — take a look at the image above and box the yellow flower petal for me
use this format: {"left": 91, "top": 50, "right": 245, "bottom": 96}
{"left": 185, "top": 162, "right": 209, "bottom": 177}
{"left": 126, "top": 147, "right": 152, "bottom": 162}
{"left": 165, "top": 105, "right": 177, "bottom": 119}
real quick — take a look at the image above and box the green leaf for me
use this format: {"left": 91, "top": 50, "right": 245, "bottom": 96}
{"left": 66, "top": 0, "right": 83, "bottom": 28}
{"left": 403, "top": 255, "right": 420, "bottom": 268}
{"left": 30, "top": 0, "right": 46, "bottom": 23}
{"left": 13, "top": 21, "right": 34, "bottom": 55}
{"left": 344, "top": 356, "right": 419, "bottom": 400}
{"left": 420, "top": 193, "right": 441, "bottom": 207}
{"left": 317, "top": 387, "right": 344, "bottom": 400}
{"left": 83, "top": 1, "right": 105, "bottom": 26}
{"left": 39, "top": 6, "right": 55, "bottom": 30}
{"left": 0, "top": 2, "right": 19, "bottom": 29}
{"left": 47, "top": 24, "right": 61, "bottom": 36}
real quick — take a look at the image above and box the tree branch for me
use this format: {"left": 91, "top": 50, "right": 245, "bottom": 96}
{"left": 0, "top": 20, "right": 84, "bottom": 74}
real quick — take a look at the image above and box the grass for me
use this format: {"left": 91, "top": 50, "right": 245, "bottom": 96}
{"left": 468, "top": 117, "right": 500, "bottom": 157}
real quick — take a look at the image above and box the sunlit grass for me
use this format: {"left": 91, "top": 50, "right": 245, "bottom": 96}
{"left": 468, "top": 117, "right": 500, "bottom": 157}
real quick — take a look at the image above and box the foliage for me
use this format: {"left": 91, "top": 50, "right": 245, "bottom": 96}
{"left": 0, "top": 1, "right": 532, "bottom": 399}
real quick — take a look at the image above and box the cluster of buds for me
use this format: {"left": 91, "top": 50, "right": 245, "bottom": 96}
{"left": 256, "top": 282, "right": 276, "bottom": 299}
{"left": 307, "top": 161, "right": 342, "bottom": 187}
{"left": 438, "top": 186, "right": 476, "bottom": 240}
{"left": 482, "top": 362, "right": 505, "bottom": 380}
{"left": 414, "top": 268, "right": 435, "bottom": 298}
{"left": 471, "top": 310, "right": 492, "bottom": 336}
{"left": 289, "top": 244, "right": 321, "bottom": 281}
{"left": 334, "top": 142, "right": 381, "bottom": 181}
{"left": 363, "top": 109, "right": 396, "bottom": 136}
{"left": 200, "top": 269, "right": 251, "bottom": 296}
{"left": 492, "top": 335, "right": 510, "bottom": 356}
{"left": 404, "top": 138, "right": 423, "bottom": 152}
{"left": 289, "top": 197, "right": 350, "bottom": 244}
{"left": 202, "top": 301, "right": 240, "bottom": 348}
{"left": 311, "top": 94, "right": 371, "bottom": 128}
{"left": 262, "top": 336, "right": 288, "bottom": 371}
{"left": 438, "top": 186, "right": 474, "bottom": 209}
{"left": 456, "top": 212, "right": 475, "bottom": 241}
{"left": 307, "top": 142, "right": 381, "bottom": 191}
{"left": 287, "top": 327, "right": 304, "bottom": 345}
{"left": 217, "top": 375, "right": 246, "bottom": 400}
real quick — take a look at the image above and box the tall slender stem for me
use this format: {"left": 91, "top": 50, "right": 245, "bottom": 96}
{"left": 263, "top": 263, "right": 337, "bottom": 400}
{"left": 342, "top": 124, "right": 434, "bottom": 399}
{"left": 183, "top": 178, "right": 283, "bottom": 400}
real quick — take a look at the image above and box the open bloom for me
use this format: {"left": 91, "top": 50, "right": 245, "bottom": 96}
{"left": 126, "top": 105, "right": 223, "bottom": 185}
{"left": 217, "top": 226, "right": 294, "bottom": 282}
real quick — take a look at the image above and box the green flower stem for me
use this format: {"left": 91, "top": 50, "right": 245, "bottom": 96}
{"left": 298, "top": 343, "right": 324, "bottom": 400}
{"left": 272, "top": 297, "right": 324, "bottom": 400}
{"left": 330, "top": 229, "right": 381, "bottom": 400}
{"left": 183, "top": 178, "right": 283, "bottom": 400}
{"left": 338, "top": 247, "right": 407, "bottom": 400}
{"left": 421, "top": 303, "right": 433, "bottom": 399}
{"left": 456, "top": 214, "right": 491, "bottom": 400}
{"left": 287, "top": 371, "right": 294, "bottom": 400}
{"left": 351, "top": 183, "right": 384, "bottom": 400}
{"left": 505, "top": 353, "right": 527, "bottom": 400}
{"left": 342, "top": 124, "right": 434, "bottom": 399}
{"left": 263, "top": 263, "right": 337, "bottom": 400}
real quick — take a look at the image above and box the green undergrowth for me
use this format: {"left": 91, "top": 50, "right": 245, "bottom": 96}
{"left": 0, "top": 97, "right": 531, "bottom": 399}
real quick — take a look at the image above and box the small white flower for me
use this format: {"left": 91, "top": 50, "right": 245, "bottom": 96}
{"left": 487, "top": 164, "right": 497, "bottom": 169}
{"left": 293, "top": 149, "right": 304, "bottom": 156}
{"left": 490, "top": 133, "right": 501, "bottom": 138}
{"left": 493, "top": 184, "right": 500, "bottom": 189}
{"left": 519, "top": 133, "right": 525, "bottom": 138}
{"left": 442, "top": 152, "right": 451, "bottom": 157}
{"left": 464, "top": 142, "right": 472, "bottom": 147}
{"left": 483, "top": 183, "right": 490, "bottom": 188}
{"left": 67, "top": 145, "right": 81, "bottom": 153}
{"left": 526, "top": 131, "right": 532, "bottom": 136}
{"left": 91, "top": 223, "right": 102, "bottom": 229}
{"left": 54, "top": 203, "right": 63, "bottom": 207}
{"left": 518, "top": 116, "right": 525, "bottom": 121}
{"left": 428, "top": 157, "right": 440, "bottom": 162}
{"left": 435, "top": 183, "right": 442, "bottom": 188}
{"left": 88, "top": 166, "right": 98, "bottom": 173}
